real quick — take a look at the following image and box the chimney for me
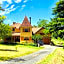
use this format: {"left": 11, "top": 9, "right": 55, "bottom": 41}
{"left": 29, "top": 17, "right": 31, "bottom": 24}
{"left": 13, "top": 22, "right": 16, "bottom": 24}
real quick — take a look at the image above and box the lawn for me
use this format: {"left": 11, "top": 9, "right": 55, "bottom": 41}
{"left": 51, "top": 38, "right": 64, "bottom": 45}
{"left": 0, "top": 43, "right": 44, "bottom": 61}
{"left": 37, "top": 48, "right": 64, "bottom": 64}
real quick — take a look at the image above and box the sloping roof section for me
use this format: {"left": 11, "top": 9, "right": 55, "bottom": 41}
{"left": 32, "top": 27, "right": 44, "bottom": 34}
{"left": 11, "top": 23, "right": 21, "bottom": 29}
{"left": 21, "top": 16, "right": 32, "bottom": 27}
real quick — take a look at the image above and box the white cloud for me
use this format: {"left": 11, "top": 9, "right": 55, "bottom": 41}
{"left": 0, "top": 0, "right": 29, "bottom": 15}
{"left": 23, "top": 0, "right": 28, "bottom": 3}
{"left": 10, "top": 5, "right": 15, "bottom": 9}
{"left": 7, "top": 19, "right": 11, "bottom": 24}
{"left": 14, "top": 0, "right": 22, "bottom": 3}
{"left": 0, "top": 5, "right": 19, "bottom": 15}
{"left": 0, "top": 0, "right": 3, "bottom": 4}
{"left": 22, "top": 5, "right": 26, "bottom": 8}
{"left": 5, "top": 4, "right": 9, "bottom": 8}
{"left": 20, "top": 5, "right": 26, "bottom": 10}
{"left": 4, "top": 19, "right": 13, "bottom": 25}
{"left": 0, "top": 0, "right": 12, "bottom": 4}
{"left": 6, "top": 0, "right": 12, "bottom": 4}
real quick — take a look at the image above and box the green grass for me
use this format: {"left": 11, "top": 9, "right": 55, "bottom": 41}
{"left": 51, "top": 38, "right": 64, "bottom": 45}
{"left": 0, "top": 44, "right": 44, "bottom": 61}
{"left": 37, "top": 48, "right": 64, "bottom": 64}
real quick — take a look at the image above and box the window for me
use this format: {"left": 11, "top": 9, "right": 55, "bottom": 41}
{"left": 25, "top": 29, "right": 28, "bottom": 32}
{"left": 12, "top": 28, "right": 15, "bottom": 31}
{"left": 24, "top": 37, "right": 29, "bottom": 40}
{"left": 23, "top": 28, "right": 30, "bottom": 32}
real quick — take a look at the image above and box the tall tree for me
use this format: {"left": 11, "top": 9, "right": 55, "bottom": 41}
{"left": 37, "top": 19, "right": 50, "bottom": 35}
{"left": 0, "top": 6, "right": 12, "bottom": 39}
{"left": 32, "top": 34, "right": 42, "bottom": 43}
{"left": 37, "top": 19, "right": 48, "bottom": 28}
{"left": 49, "top": 0, "right": 64, "bottom": 39}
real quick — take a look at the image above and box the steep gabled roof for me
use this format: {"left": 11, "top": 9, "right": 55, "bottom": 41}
{"left": 32, "top": 27, "right": 44, "bottom": 34}
{"left": 11, "top": 23, "right": 21, "bottom": 29}
{"left": 21, "top": 16, "right": 32, "bottom": 27}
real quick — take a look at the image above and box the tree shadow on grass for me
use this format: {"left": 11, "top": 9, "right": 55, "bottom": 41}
{"left": 20, "top": 43, "right": 37, "bottom": 47}
{"left": 0, "top": 57, "right": 13, "bottom": 61}
{"left": 0, "top": 42, "right": 18, "bottom": 46}
{"left": 0, "top": 57, "right": 25, "bottom": 61}
{"left": 0, "top": 49, "right": 17, "bottom": 52}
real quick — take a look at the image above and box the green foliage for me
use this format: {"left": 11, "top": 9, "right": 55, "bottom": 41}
{"left": 32, "top": 34, "right": 42, "bottom": 43}
{"left": 37, "top": 19, "right": 48, "bottom": 28}
{"left": 51, "top": 38, "right": 64, "bottom": 45}
{"left": 48, "top": 0, "right": 64, "bottom": 39}
{"left": 33, "top": 25, "right": 37, "bottom": 27}
{"left": 0, "top": 23, "right": 12, "bottom": 39}
{"left": 52, "top": 0, "right": 64, "bottom": 18}
{"left": 32, "top": 34, "right": 42, "bottom": 40}
{"left": 37, "top": 19, "right": 50, "bottom": 35}
{"left": 0, "top": 6, "right": 12, "bottom": 39}
{"left": 0, "top": 16, "right": 6, "bottom": 23}
{"left": 43, "top": 29, "right": 49, "bottom": 35}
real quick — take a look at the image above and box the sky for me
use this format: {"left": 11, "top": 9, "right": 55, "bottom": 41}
{"left": 0, "top": 0, "right": 59, "bottom": 26}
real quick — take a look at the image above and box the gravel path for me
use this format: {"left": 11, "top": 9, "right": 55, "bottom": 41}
{"left": 0, "top": 45, "right": 57, "bottom": 64}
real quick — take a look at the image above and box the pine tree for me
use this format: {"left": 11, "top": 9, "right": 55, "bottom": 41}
{"left": 49, "top": 0, "right": 64, "bottom": 39}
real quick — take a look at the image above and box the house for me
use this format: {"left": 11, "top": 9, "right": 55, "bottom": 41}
{"left": 4, "top": 16, "right": 51, "bottom": 44}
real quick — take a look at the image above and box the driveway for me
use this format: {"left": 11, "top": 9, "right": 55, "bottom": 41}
{"left": 0, "top": 45, "right": 57, "bottom": 64}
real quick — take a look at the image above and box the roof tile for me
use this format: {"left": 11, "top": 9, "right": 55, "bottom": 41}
{"left": 21, "top": 16, "right": 32, "bottom": 27}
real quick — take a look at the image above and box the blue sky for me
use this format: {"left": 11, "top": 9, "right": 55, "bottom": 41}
{"left": 0, "top": 0, "right": 58, "bottom": 26}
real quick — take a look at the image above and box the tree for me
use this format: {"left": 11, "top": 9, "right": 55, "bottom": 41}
{"left": 37, "top": 19, "right": 49, "bottom": 28}
{"left": 33, "top": 25, "right": 37, "bottom": 27}
{"left": 0, "top": 24, "right": 12, "bottom": 39}
{"left": 32, "top": 34, "right": 42, "bottom": 43}
{"left": 32, "top": 34, "right": 42, "bottom": 47}
{"left": 52, "top": 0, "right": 64, "bottom": 18}
{"left": 49, "top": 0, "right": 64, "bottom": 39}
{"left": 0, "top": 15, "right": 6, "bottom": 23}
{"left": 0, "top": 6, "right": 12, "bottom": 39}
{"left": 0, "top": 5, "right": 5, "bottom": 11}
{"left": 37, "top": 19, "right": 50, "bottom": 36}
{"left": 43, "top": 29, "right": 49, "bottom": 35}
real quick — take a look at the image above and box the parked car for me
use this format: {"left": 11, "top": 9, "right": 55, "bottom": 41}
{"left": 37, "top": 40, "right": 44, "bottom": 45}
